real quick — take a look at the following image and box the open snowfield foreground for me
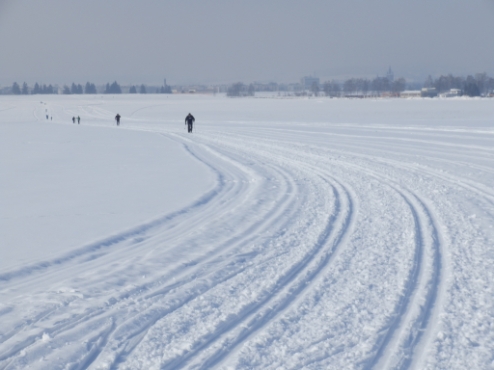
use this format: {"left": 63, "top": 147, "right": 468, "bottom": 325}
{"left": 1, "top": 95, "right": 493, "bottom": 369}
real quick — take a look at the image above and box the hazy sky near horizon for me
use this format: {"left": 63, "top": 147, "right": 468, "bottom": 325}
{"left": 0, "top": 0, "right": 493, "bottom": 85}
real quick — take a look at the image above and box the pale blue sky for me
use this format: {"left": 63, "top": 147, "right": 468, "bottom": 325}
{"left": 0, "top": 0, "right": 493, "bottom": 85}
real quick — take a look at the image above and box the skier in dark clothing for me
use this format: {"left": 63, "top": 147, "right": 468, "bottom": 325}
{"left": 185, "top": 113, "right": 195, "bottom": 133}
{"left": 115, "top": 114, "right": 121, "bottom": 126}
{"left": 72, "top": 117, "right": 76, "bottom": 124}
{"left": 77, "top": 116, "right": 80, "bottom": 124}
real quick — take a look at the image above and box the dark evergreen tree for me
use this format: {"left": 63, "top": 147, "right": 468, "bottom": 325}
{"left": 69, "top": 83, "right": 84, "bottom": 94}
{"left": 21, "top": 82, "right": 29, "bottom": 95}
{"left": 129, "top": 85, "right": 137, "bottom": 94}
{"left": 105, "top": 81, "right": 121, "bottom": 94}
{"left": 63, "top": 85, "right": 71, "bottom": 94}
{"left": 139, "top": 84, "right": 147, "bottom": 94}
{"left": 33, "top": 83, "right": 41, "bottom": 94}
{"left": 84, "top": 82, "right": 97, "bottom": 94}
{"left": 464, "top": 81, "right": 480, "bottom": 97}
{"left": 12, "top": 82, "right": 21, "bottom": 94}
{"left": 112, "top": 81, "right": 122, "bottom": 94}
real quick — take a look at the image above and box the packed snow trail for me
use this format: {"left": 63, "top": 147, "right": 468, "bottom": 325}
{"left": 1, "top": 96, "right": 494, "bottom": 369}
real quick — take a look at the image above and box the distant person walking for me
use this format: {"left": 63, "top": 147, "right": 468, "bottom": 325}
{"left": 77, "top": 116, "right": 80, "bottom": 124}
{"left": 72, "top": 117, "right": 75, "bottom": 124}
{"left": 115, "top": 114, "right": 121, "bottom": 126}
{"left": 185, "top": 113, "right": 195, "bottom": 133}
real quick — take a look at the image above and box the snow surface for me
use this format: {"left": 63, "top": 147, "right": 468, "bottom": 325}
{"left": 0, "top": 94, "right": 493, "bottom": 369}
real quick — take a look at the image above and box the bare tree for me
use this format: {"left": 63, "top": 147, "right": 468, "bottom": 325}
{"left": 311, "top": 81, "right": 320, "bottom": 96}
{"left": 391, "top": 78, "right": 406, "bottom": 93}
{"left": 227, "top": 82, "right": 254, "bottom": 97}
{"left": 323, "top": 80, "right": 341, "bottom": 97}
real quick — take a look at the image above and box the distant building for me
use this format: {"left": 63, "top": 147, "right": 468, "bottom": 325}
{"left": 301, "top": 76, "right": 320, "bottom": 90}
{"left": 400, "top": 90, "right": 422, "bottom": 98}
{"left": 439, "top": 88, "right": 462, "bottom": 98}
{"left": 380, "top": 92, "right": 394, "bottom": 98}
{"left": 421, "top": 87, "right": 438, "bottom": 98}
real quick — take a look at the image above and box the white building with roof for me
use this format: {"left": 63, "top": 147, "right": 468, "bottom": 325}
{"left": 439, "top": 89, "right": 462, "bottom": 98}
{"left": 400, "top": 90, "right": 421, "bottom": 98}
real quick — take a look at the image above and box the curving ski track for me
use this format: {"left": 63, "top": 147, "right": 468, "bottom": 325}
{"left": 1, "top": 97, "right": 494, "bottom": 369}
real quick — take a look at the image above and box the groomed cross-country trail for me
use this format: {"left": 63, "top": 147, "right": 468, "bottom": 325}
{"left": 0, "top": 95, "right": 493, "bottom": 369}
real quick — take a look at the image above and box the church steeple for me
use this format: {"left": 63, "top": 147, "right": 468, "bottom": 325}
{"left": 386, "top": 67, "right": 394, "bottom": 82}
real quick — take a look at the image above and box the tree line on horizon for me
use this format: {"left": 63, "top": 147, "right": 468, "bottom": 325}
{"left": 318, "top": 76, "right": 407, "bottom": 97}
{"left": 4, "top": 73, "right": 493, "bottom": 97}
{"left": 8, "top": 82, "right": 98, "bottom": 95}
{"left": 128, "top": 84, "right": 172, "bottom": 94}
{"left": 423, "top": 73, "right": 494, "bottom": 97}
{"left": 227, "top": 82, "right": 256, "bottom": 97}
{"left": 3, "top": 81, "right": 172, "bottom": 95}
{"left": 300, "top": 73, "right": 493, "bottom": 97}
{"left": 227, "top": 72, "right": 494, "bottom": 98}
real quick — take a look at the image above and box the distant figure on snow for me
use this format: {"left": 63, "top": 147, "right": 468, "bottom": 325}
{"left": 185, "top": 113, "right": 195, "bottom": 133}
{"left": 72, "top": 117, "right": 75, "bottom": 124}
{"left": 77, "top": 116, "right": 80, "bottom": 124}
{"left": 115, "top": 114, "right": 121, "bottom": 126}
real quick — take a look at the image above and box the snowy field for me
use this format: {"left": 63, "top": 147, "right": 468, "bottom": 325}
{"left": 1, "top": 94, "right": 493, "bottom": 369}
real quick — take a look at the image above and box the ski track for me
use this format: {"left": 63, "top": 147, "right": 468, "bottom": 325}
{"left": 211, "top": 127, "right": 488, "bottom": 370}
{"left": 1, "top": 114, "right": 319, "bottom": 369}
{"left": 203, "top": 130, "right": 445, "bottom": 370}
{"left": 1, "top": 98, "right": 493, "bottom": 369}
{"left": 158, "top": 173, "right": 356, "bottom": 370}
{"left": 359, "top": 176, "right": 444, "bottom": 370}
